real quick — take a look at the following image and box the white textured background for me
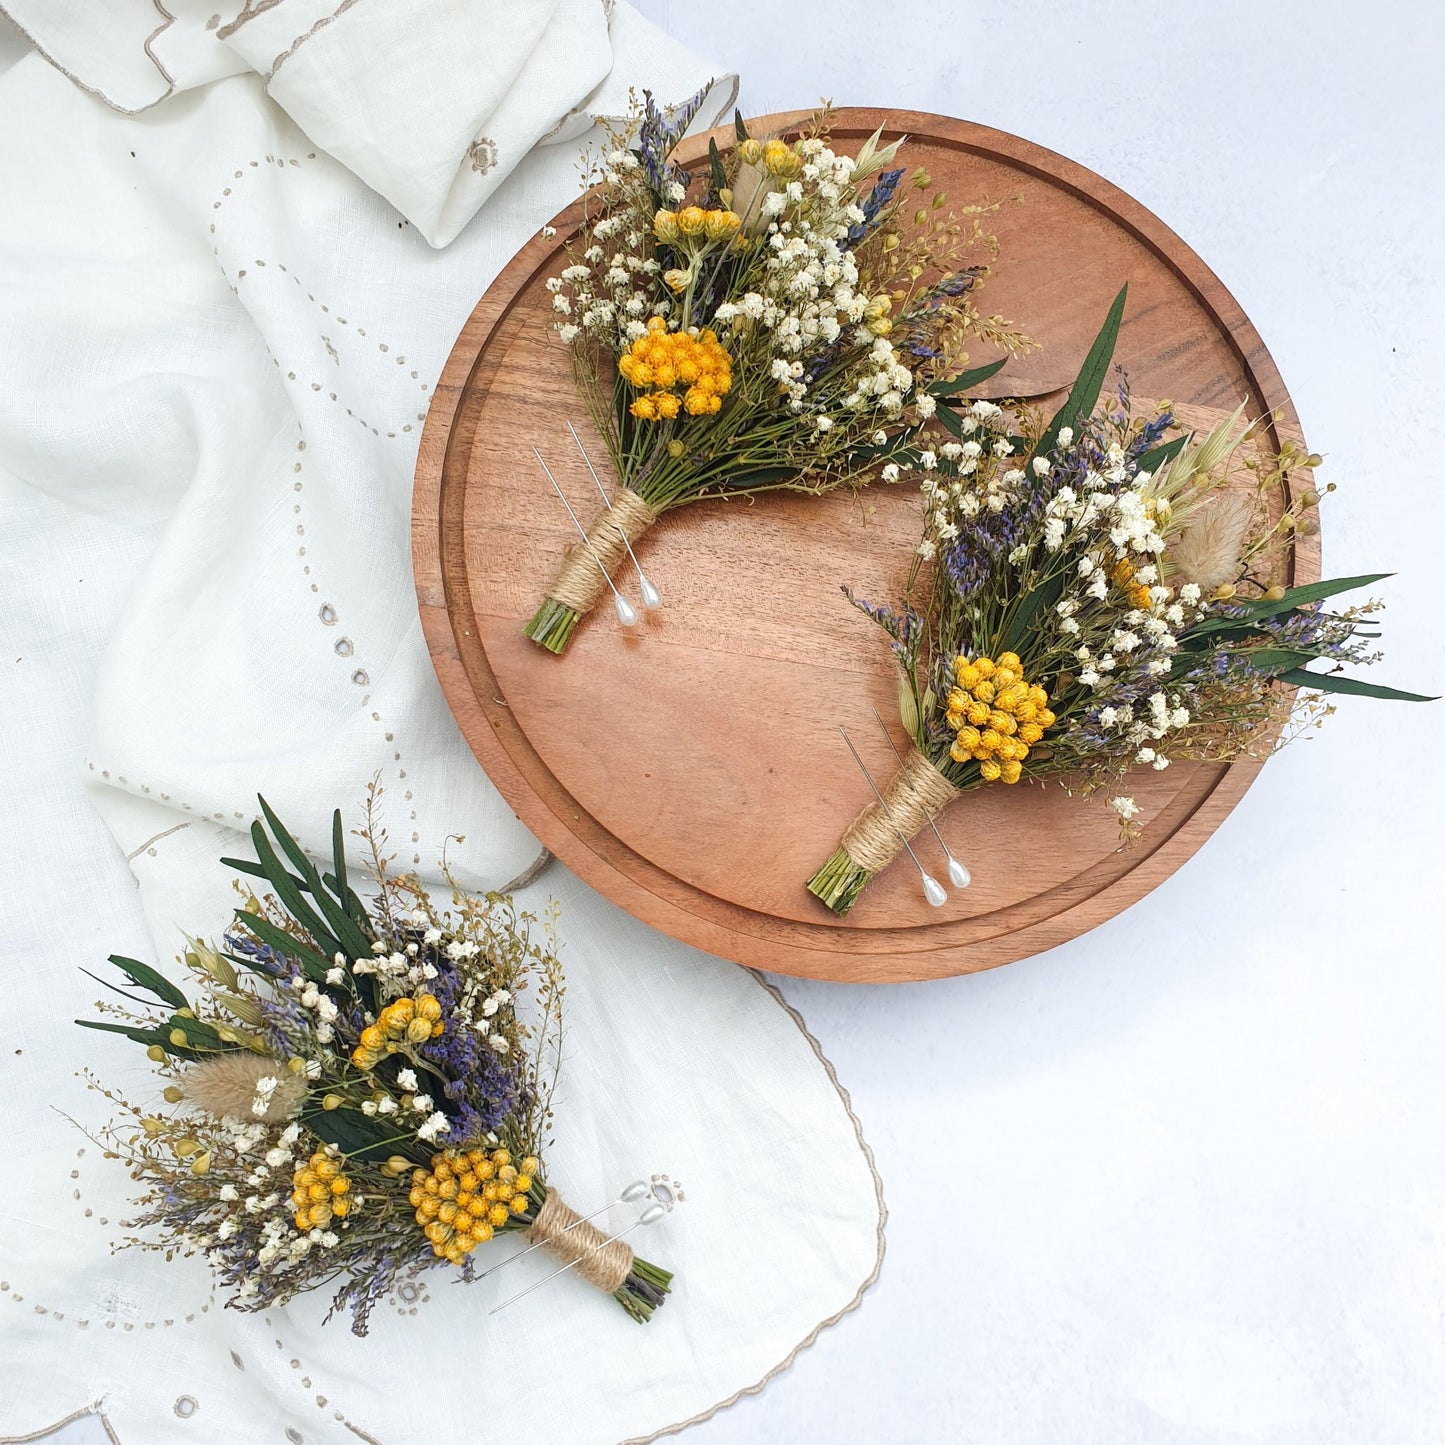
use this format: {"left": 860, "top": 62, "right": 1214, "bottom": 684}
{"left": 36, "top": 0, "right": 1445, "bottom": 1441}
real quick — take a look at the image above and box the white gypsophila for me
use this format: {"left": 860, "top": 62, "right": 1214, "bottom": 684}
{"left": 250, "top": 1076, "right": 278, "bottom": 1117}
{"left": 417, "top": 1111, "right": 450, "bottom": 1142}
{"left": 411, "top": 1094, "right": 433, "bottom": 1113}
{"left": 396, "top": 1068, "right": 418, "bottom": 1092}
{"left": 1111, "top": 795, "right": 1139, "bottom": 820}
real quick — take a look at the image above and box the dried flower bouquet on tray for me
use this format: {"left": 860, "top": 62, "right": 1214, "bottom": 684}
{"left": 75, "top": 788, "right": 673, "bottom": 1334}
{"left": 808, "top": 287, "right": 1435, "bottom": 915}
{"left": 527, "top": 94, "right": 1030, "bottom": 652}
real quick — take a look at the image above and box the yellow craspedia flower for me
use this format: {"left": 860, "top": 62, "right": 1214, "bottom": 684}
{"left": 619, "top": 324, "right": 731, "bottom": 422}
{"left": 410, "top": 1146, "right": 538, "bottom": 1263}
{"left": 946, "top": 653, "right": 1056, "bottom": 783}
{"left": 676, "top": 205, "right": 708, "bottom": 235}
{"left": 652, "top": 209, "right": 680, "bottom": 242}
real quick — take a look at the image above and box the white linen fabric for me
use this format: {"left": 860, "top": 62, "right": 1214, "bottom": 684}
{"left": 0, "top": 21, "right": 880, "bottom": 1445}
{"left": 0, "top": 0, "right": 735, "bottom": 245}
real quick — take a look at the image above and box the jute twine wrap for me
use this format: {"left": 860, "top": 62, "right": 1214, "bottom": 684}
{"left": 526, "top": 1189, "right": 634, "bottom": 1294}
{"left": 840, "top": 747, "right": 959, "bottom": 875}
{"left": 547, "top": 488, "right": 657, "bottom": 614}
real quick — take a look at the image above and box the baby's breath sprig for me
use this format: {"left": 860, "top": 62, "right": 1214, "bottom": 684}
{"left": 75, "top": 789, "right": 673, "bottom": 1334}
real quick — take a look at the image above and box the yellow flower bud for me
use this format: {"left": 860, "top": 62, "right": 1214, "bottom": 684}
{"left": 667, "top": 439, "right": 686, "bottom": 458}
{"left": 322, "top": 1094, "right": 344, "bottom": 1111}
{"left": 162, "top": 1085, "right": 184, "bottom": 1103}
{"left": 736, "top": 137, "right": 762, "bottom": 166}
{"left": 1213, "top": 582, "right": 1237, "bottom": 600}
{"left": 651, "top": 209, "right": 680, "bottom": 243}
{"left": 141, "top": 1116, "right": 165, "bottom": 1136}
{"left": 146, "top": 1045, "right": 168, "bottom": 1062}
{"left": 168, "top": 1028, "right": 189, "bottom": 1048}
{"left": 190, "top": 1150, "right": 212, "bottom": 1176}
{"left": 676, "top": 205, "right": 707, "bottom": 235}
{"left": 761, "top": 139, "right": 799, "bottom": 176}
{"left": 406, "top": 1018, "right": 434, "bottom": 1045}
{"left": 663, "top": 267, "right": 692, "bottom": 293}
{"left": 172, "top": 1137, "right": 200, "bottom": 1158}
{"left": 703, "top": 209, "right": 741, "bottom": 240}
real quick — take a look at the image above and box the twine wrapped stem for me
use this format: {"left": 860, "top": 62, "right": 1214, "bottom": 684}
{"left": 526, "top": 1189, "right": 635, "bottom": 1295}
{"left": 839, "top": 747, "right": 958, "bottom": 875}
{"left": 546, "top": 488, "right": 657, "bottom": 615}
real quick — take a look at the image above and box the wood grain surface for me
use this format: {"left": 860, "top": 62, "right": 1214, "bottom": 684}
{"left": 412, "top": 109, "right": 1319, "bottom": 983}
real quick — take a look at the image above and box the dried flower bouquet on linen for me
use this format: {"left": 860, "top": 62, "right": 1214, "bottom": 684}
{"left": 808, "top": 286, "right": 1434, "bottom": 915}
{"left": 527, "top": 93, "right": 1030, "bottom": 652}
{"left": 76, "top": 790, "right": 672, "bottom": 1334}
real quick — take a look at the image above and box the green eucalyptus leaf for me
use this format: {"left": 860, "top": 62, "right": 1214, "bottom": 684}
{"left": 234, "top": 911, "right": 331, "bottom": 982}
{"left": 933, "top": 404, "right": 967, "bottom": 439}
{"left": 105, "top": 954, "right": 189, "bottom": 1011}
{"left": 926, "top": 357, "right": 1008, "bottom": 397}
{"left": 1035, "top": 284, "right": 1128, "bottom": 461}
{"left": 302, "top": 1106, "right": 428, "bottom": 1165}
{"left": 257, "top": 797, "right": 373, "bottom": 961}
{"left": 1139, "top": 434, "right": 1187, "bottom": 472}
{"left": 1275, "top": 668, "right": 1438, "bottom": 703}
{"left": 249, "top": 820, "right": 343, "bottom": 958}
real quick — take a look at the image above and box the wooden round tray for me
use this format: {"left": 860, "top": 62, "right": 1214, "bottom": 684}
{"left": 413, "top": 108, "right": 1318, "bottom": 983}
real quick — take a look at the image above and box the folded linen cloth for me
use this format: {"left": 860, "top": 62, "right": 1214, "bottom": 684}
{"left": 0, "top": 0, "right": 737, "bottom": 244}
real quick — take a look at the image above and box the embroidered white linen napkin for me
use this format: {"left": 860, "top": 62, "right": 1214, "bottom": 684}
{"left": 0, "top": 22, "right": 880, "bottom": 1445}
{"left": 0, "top": 0, "right": 737, "bottom": 244}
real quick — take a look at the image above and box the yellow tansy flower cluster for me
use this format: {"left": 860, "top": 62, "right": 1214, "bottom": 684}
{"left": 946, "top": 652, "right": 1056, "bottom": 784}
{"left": 351, "top": 994, "right": 443, "bottom": 1071}
{"left": 291, "top": 1150, "right": 352, "bottom": 1232}
{"left": 619, "top": 317, "right": 731, "bottom": 420}
{"left": 409, "top": 1147, "right": 540, "bottom": 1266}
